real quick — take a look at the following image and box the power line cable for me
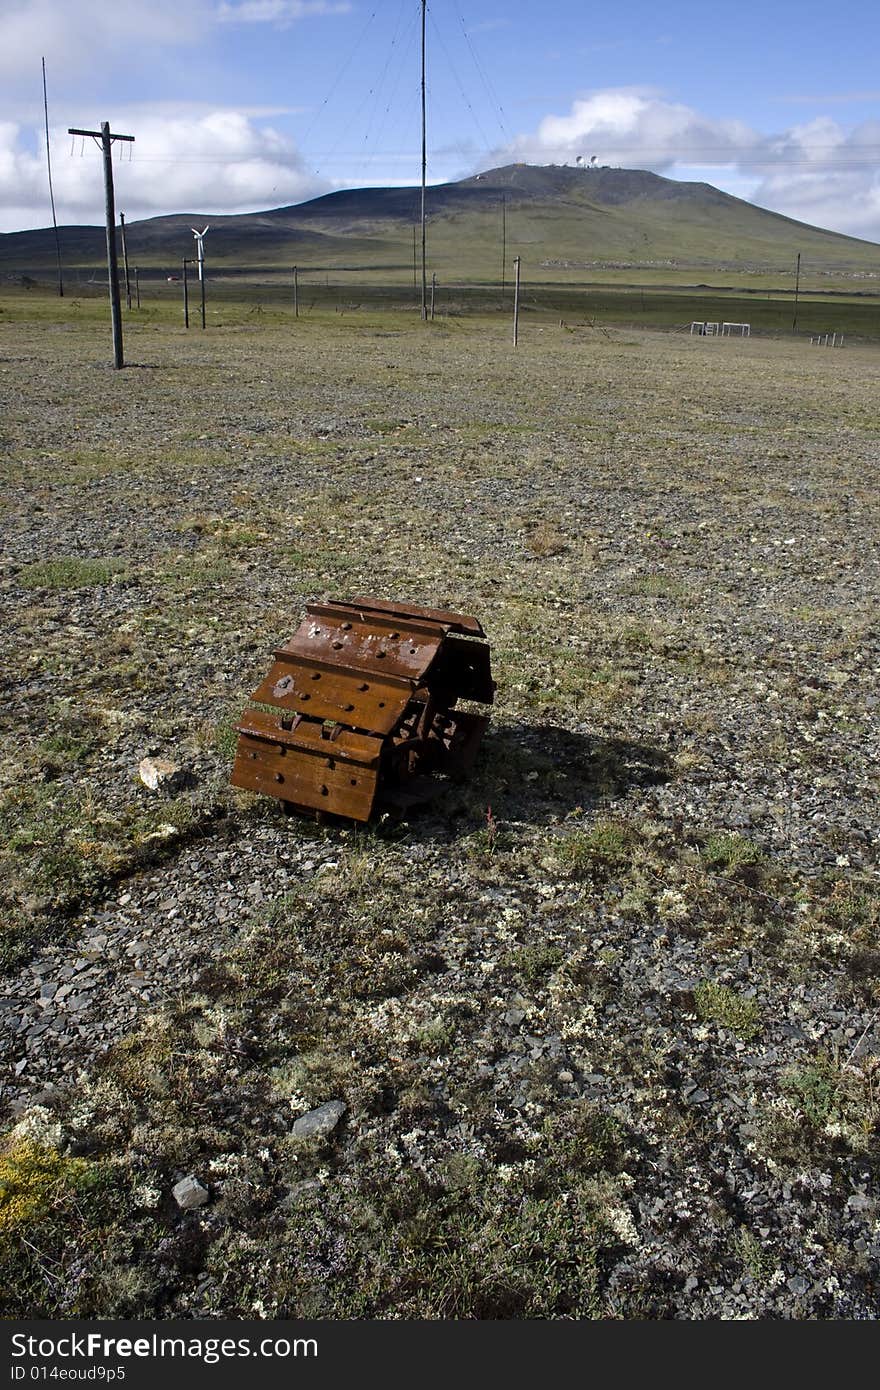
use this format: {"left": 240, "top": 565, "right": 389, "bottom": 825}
{"left": 365, "top": 9, "right": 422, "bottom": 155}
{"left": 452, "top": 2, "right": 511, "bottom": 143}
{"left": 121, "top": 146, "right": 880, "bottom": 167}
{"left": 352, "top": 0, "right": 420, "bottom": 184}
{"left": 299, "top": 5, "right": 380, "bottom": 158}
{"left": 427, "top": 11, "right": 493, "bottom": 155}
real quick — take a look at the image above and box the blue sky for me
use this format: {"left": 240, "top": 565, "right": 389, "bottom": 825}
{"left": 1, "top": 0, "right": 878, "bottom": 239}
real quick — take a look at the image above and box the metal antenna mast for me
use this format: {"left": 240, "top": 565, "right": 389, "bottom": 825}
{"left": 41, "top": 58, "right": 63, "bottom": 297}
{"left": 420, "top": 0, "right": 427, "bottom": 320}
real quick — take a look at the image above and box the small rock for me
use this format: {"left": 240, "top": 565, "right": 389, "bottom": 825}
{"left": 172, "top": 1175, "right": 209, "bottom": 1210}
{"left": 684, "top": 1087, "right": 710, "bottom": 1104}
{"left": 139, "top": 757, "right": 187, "bottom": 794}
{"left": 291, "top": 1099, "right": 346, "bottom": 1140}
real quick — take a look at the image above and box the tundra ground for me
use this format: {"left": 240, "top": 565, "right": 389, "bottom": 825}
{"left": 0, "top": 300, "right": 878, "bottom": 1318}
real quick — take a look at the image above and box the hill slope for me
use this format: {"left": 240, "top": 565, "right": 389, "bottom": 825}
{"left": 2, "top": 164, "right": 877, "bottom": 283}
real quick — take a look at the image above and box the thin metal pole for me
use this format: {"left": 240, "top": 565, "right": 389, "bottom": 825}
{"left": 420, "top": 0, "right": 427, "bottom": 320}
{"left": 119, "top": 212, "right": 131, "bottom": 310}
{"left": 183, "top": 257, "right": 189, "bottom": 328}
{"left": 513, "top": 256, "right": 521, "bottom": 347}
{"left": 134, "top": 266, "right": 140, "bottom": 310}
{"left": 792, "top": 251, "right": 801, "bottom": 333}
{"left": 293, "top": 265, "right": 298, "bottom": 318}
{"left": 431, "top": 271, "right": 436, "bottom": 321}
{"left": 41, "top": 57, "right": 63, "bottom": 297}
{"left": 200, "top": 260, "right": 206, "bottom": 329}
{"left": 501, "top": 195, "right": 506, "bottom": 304}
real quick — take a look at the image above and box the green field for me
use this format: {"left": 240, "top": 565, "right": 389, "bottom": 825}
{"left": 3, "top": 273, "right": 878, "bottom": 343}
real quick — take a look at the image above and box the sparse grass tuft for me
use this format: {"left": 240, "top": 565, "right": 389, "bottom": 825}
{"left": 558, "top": 820, "right": 634, "bottom": 878}
{"left": 525, "top": 522, "right": 567, "bottom": 557}
{"left": 781, "top": 1055, "right": 841, "bottom": 1128}
{"left": 506, "top": 941, "right": 565, "bottom": 982}
{"left": 701, "top": 833, "right": 765, "bottom": 873}
{"left": 19, "top": 557, "right": 125, "bottom": 589}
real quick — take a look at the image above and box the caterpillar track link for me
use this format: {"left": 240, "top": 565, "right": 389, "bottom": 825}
{"left": 230, "top": 597, "right": 495, "bottom": 822}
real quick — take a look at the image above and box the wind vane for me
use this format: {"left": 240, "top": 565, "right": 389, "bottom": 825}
{"left": 191, "top": 225, "right": 209, "bottom": 329}
{"left": 191, "top": 225, "right": 209, "bottom": 281}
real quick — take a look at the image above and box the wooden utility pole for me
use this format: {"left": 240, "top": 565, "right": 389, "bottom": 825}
{"left": 41, "top": 58, "right": 63, "bottom": 297}
{"left": 513, "top": 256, "right": 521, "bottom": 347}
{"left": 68, "top": 121, "right": 135, "bottom": 368}
{"left": 420, "top": 0, "right": 427, "bottom": 320}
{"left": 792, "top": 251, "right": 801, "bottom": 333}
{"left": 119, "top": 211, "right": 131, "bottom": 310}
{"left": 293, "top": 265, "right": 299, "bottom": 318}
{"left": 183, "top": 257, "right": 190, "bottom": 328}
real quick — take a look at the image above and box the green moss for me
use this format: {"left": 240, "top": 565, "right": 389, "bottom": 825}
{"left": 693, "top": 980, "right": 762, "bottom": 1041}
{"left": 0, "top": 1139, "right": 92, "bottom": 1232}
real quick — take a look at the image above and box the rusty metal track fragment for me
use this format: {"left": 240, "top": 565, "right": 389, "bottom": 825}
{"left": 230, "top": 597, "right": 495, "bottom": 821}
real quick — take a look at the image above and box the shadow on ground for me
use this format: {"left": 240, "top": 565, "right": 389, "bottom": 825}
{"left": 381, "top": 721, "right": 676, "bottom": 843}
{"left": 236, "top": 721, "right": 675, "bottom": 851}
{"left": 468, "top": 720, "right": 671, "bottom": 811}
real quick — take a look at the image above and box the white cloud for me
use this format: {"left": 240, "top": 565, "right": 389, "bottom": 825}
{"left": 0, "top": 0, "right": 349, "bottom": 115}
{"left": 0, "top": 2, "right": 209, "bottom": 83}
{"left": 501, "top": 89, "right": 880, "bottom": 241}
{"left": 215, "top": 1, "right": 351, "bottom": 22}
{"left": 507, "top": 89, "right": 761, "bottom": 171}
{"left": 0, "top": 110, "right": 328, "bottom": 230}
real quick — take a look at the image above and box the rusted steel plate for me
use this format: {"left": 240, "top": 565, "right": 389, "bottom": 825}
{"left": 249, "top": 660, "right": 411, "bottom": 736}
{"left": 439, "top": 709, "right": 491, "bottom": 772}
{"left": 234, "top": 707, "right": 382, "bottom": 765}
{"left": 230, "top": 596, "right": 494, "bottom": 823}
{"left": 436, "top": 634, "right": 496, "bottom": 704}
{"left": 287, "top": 611, "right": 442, "bottom": 684}
{"left": 342, "top": 595, "right": 485, "bottom": 637}
{"left": 230, "top": 709, "right": 381, "bottom": 820}
{"left": 307, "top": 601, "right": 452, "bottom": 642}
